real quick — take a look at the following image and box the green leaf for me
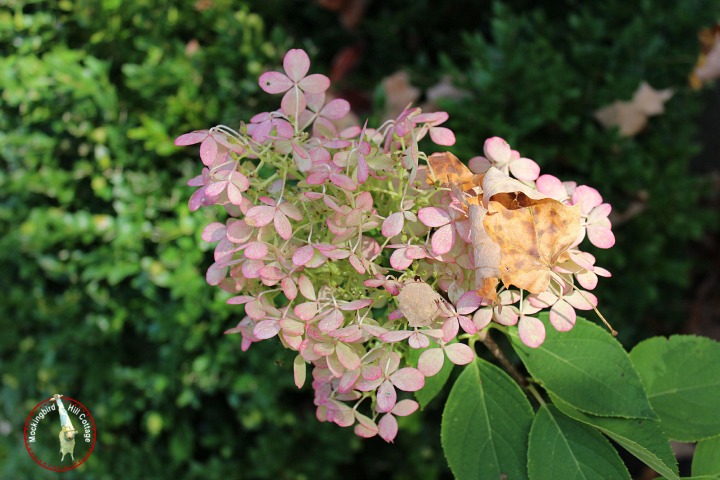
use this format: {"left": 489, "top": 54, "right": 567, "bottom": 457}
{"left": 528, "top": 404, "right": 630, "bottom": 480}
{"left": 630, "top": 335, "right": 720, "bottom": 442}
{"left": 508, "top": 315, "right": 655, "bottom": 419}
{"left": 692, "top": 436, "right": 720, "bottom": 477}
{"left": 550, "top": 393, "right": 679, "bottom": 480}
{"left": 442, "top": 358, "right": 533, "bottom": 480}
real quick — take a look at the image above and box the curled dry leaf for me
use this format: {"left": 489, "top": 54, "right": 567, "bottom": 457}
{"left": 484, "top": 198, "right": 581, "bottom": 294}
{"left": 426, "top": 151, "right": 483, "bottom": 192}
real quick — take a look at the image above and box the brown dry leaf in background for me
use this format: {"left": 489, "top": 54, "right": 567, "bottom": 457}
{"left": 382, "top": 71, "right": 421, "bottom": 120}
{"left": 317, "top": 0, "right": 366, "bottom": 31}
{"left": 484, "top": 198, "right": 581, "bottom": 294}
{"left": 594, "top": 81, "right": 674, "bottom": 137}
{"left": 690, "top": 24, "right": 720, "bottom": 89}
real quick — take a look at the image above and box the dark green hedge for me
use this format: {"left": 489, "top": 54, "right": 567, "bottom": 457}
{"left": 1, "top": 1, "right": 717, "bottom": 478}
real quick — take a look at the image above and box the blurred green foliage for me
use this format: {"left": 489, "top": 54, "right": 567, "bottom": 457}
{"left": 1, "top": 0, "right": 718, "bottom": 478}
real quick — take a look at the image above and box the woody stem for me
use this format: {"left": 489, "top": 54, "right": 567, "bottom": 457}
{"left": 479, "top": 330, "right": 527, "bottom": 388}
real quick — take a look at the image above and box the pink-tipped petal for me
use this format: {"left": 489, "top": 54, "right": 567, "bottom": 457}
{"left": 294, "top": 302, "right": 318, "bottom": 321}
{"left": 390, "top": 249, "right": 413, "bottom": 270}
{"left": 550, "top": 300, "right": 576, "bottom": 332}
{"left": 254, "top": 320, "right": 281, "bottom": 340}
{"left": 429, "top": 127, "right": 456, "bottom": 146}
{"left": 335, "top": 342, "right": 361, "bottom": 371}
{"left": 445, "top": 343, "right": 475, "bottom": 365}
{"left": 456, "top": 291, "right": 483, "bottom": 314}
{"left": 587, "top": 226, "right": 616, "bottom": 249}
{"left": 293, "top": 355, "right": 306, "bottom": 388}
{"left": 274, "top": 211, "right": 293, "bottom": 240}
{"left": 258, "top": 71, "right": 294, "bottom": 93}
{"left": 378, "top": 413, "right": 398, "bottom": 443}
{"left": 319, "top": 309, "right": 345, "bottom": 332}
{"left": 472, "top": 308, "right": 493, "bottom": 330}
{"left": 202, "top": 222, "right": 226, "bottom": 243}
{"left": 380, "top": 330, "right": 414, "bottom": 343}
{"left": 390, "top": 368, "right": 425, "bottom": 392}
{"left": 283, "top": 49, "right": 311, "bottom": 82}
{"left": 468, "top": 156, "right": 492, "bottom": 174}
{"left": 418, "top": 207, "right": 452, "bottom": 227}
{"left": 175, "top": 130, "right": 208, "bottom": 146}
{"left": 572, "top": 186, "right": 603, "bottom": 214}
{"left": 377, "top": 380, "right": 397, "bottom": 413}
{"left": 206, "top": 263, "right": 227, "bottom": 285}
{"left": 418, "top": 348, "right": 444, "bottom": 377}
{"left": 320, "top": 98, "right": 351, "bottom": 119}
{"left": 535, "top": 174, "right": 567, "bottom": 201}
{"left": 484, "top": 137, "right": 512, "bottom": 164}
{"left": 431, "top": 224, "right": 456, "bottom": 255}
{"left": 281, "top": 88, "right": 307, "bottom": 117}
{"left": 245, "top": 205, "right": 276, "bottom": 227}
{"left": 382, "top": 212, "right": 405, "bottom": 238}
{"left": 518, "top": 315, "right": 546, "bottom": 348}
{"left": 509, "top": 157, "right": 541, "bottom": 181}
{"left": 299, "top": 74, "right": 331, "bottom": 93}
{"left": 199, "top": 136, "right": 218, "bottom": 166}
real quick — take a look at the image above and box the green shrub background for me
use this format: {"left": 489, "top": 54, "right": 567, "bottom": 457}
{"left": 1, "top": 1, "right": 718, "bottom": 478}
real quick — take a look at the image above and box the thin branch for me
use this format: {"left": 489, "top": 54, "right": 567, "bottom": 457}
{"left": 478, "top": 330, "right": 528, "bottom": 388}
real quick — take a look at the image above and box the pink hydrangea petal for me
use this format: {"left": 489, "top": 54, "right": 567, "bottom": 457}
{"left": 305, "top": 92, "right": 326, "bottom": 112}
{"left": 459, "top": 315, "right": 478, "bottom": 335}
{"left": 393, "top": 399, "right": 419, "bottom": 417}
{"left": 390, "top": 249, "right": 413, "bottom": 270}
{"left": 349, "top": 254, "right": 366, "bottom": 274}
{"left": 377, "top": 380, "right": 397, "bottom": 413}
{"left": 335, "top": 342, "right": 361, "bottom": 371}
{"left": 202, "top": 222, "right": 226, "bottom": 243}
{"left": 418, "top": 207, "right": 451, "bottom": 227}
{"left": 292, "top": 245, "right": 315, "bottom": 267}
{"left": 550, "top": 300, "right": 576, "bottom": 332}
{"left": 382, "top": 212, "right": 405, "bottom": 238}
{"left": 204, "top": 180, "right": 227, "bottom": 197}
{"left": 258, "top": 71, "right": 294, "bottom": 94}
{"left": 340, "top": 299, "right": 373, "bottom": 311}
{"left": 468, "top": 156, "right": 492, "bottom": 174}
{"left": 200, "top": 136, "right": 218, "bottom": 166}
{"left": 254, "top": 320, "right": 281, "bottom": 340}
{"left": 293, "top": 355, "right": 306, "bottom": 388}
{"left": 509, "top": 157, "right": 540, "bottom": 181}
{"left": 456, "top": 291, "right": 483, "bottom": 314}
{"left": 298, "top": 73, "right": 331, "bottom": 93}
{"left": 518, "top": 315, "right": 546, "bottom": 348}
{"left": 244, "top": 241, "right": 268, "bottom": 260}
{"left": 380, "top": 330, "right": 414, "bottom": 343}
{"left": 473, "top": 308, "right": 493, "bottom": 330}
{"left": 587, "top": 225, "right": 616, "bottom": 249}
{"left": 408, "top": 332, "right": 430, "bottom": 349}
{"left": 206, "top": 263, "right": 227, "bottom": 285}
{"left": 227, "top": 220, "right": 254, "bottom": 243}
{"left": 294, "top": 302, "right": 318, "bottom": 321}
{"left": 576, "top": 270, "right": 598, "bottom": 290}
{"left": 175, "top": 130, "right": 208, "bottom": 146}
{"left": 274, "top": 211, "right": 293, "bottom": 240}
{"left": 484, "top": 137, "right": 512, "bottom": 164}
{"left": 405, "top": 245, "right": 427, "bottom": 260}
{"left": 329, "top": 173, "right": 357, "bottom": 191}
{"left": 319, "top": 309, "right": 345, "bottom": 332}
{"left": 418, "top": 348, "right": 445, "bottom": 376}
{"left": 564, "top": 291, "right": 597, "bottom": 310}
{"left": 431, "top": 224, "right": 456, "bottom": 255}
{"left": 493, "top": 306, "right": 518, "bottom": 326}
{"left": 442, "top": 317, "right": 459, "bottom": 342}
{"left": 535, "top": 174, "right": 567, "bottom": 201}
{"left": 572, "top": 185, "right": 603, "bottom": 214}
{"left": 354, "top": 413, "right": 378, "bottom": 438}
{"left": 413, "top": 111, "right": 448, "bottom": 124}
{"left": 445, "top": 343, "right": 475, "bottom": 365}
{"left": 378, "top": 413, "right": 398, "bottom": 443}
{"left": 226, "top": 295, "right": 255, "bottom": 305}
{"left": 258, "top": 265, "right": 284, "bottom": 283}
{"left": 278, "top": 202, "right": 304, "bottom": 221}
{"left": 319, "top": 98, "right": 351, "bottom": 119}
{"left": 283, "top": 49, "right": 311, "bottom": 82}
{"left": 390, "top": 367, "right": 425, "bottom": 392}
{"left": 245, "top": 205, "right": 276, "bottom": 227}
{"left": 298, "top": 274, "right": 316, "bottom": 300}
{"left": 281, "top": 88, "right": 307, "bottom": 117}
{"left": 429, "top": 127, "right": 456, "bottom": 146}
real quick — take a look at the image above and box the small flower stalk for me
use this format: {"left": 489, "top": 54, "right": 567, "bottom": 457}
{"left": 176, "top": 49, "right": 615, "bottom": 442}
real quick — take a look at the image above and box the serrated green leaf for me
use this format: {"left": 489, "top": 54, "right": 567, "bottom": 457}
{"left": 508, "top": 315, "right": 655, "bottom": 419}
{"left": 528, "top": 404, "right": 630, "bottom": 480}
{"left": 550, "top": 393, "right": 679, "bottom": 480}
{"left": 692, "top": 436, "right": 720, "bottom": 477}
{"left": 442, "top": 358, "right": 533, "bottom": 480}
{"left": 630, "top": 335, "right": 720, "bottom": 442}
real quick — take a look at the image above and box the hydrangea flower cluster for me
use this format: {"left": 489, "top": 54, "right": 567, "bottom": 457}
{"left": 175, "top": 49, "right": 615, "bottom": 442}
